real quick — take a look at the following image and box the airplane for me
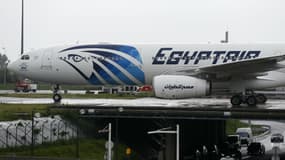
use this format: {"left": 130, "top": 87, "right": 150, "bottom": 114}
{"left": 8, "top": 43, "right": 285, "bottom": 106}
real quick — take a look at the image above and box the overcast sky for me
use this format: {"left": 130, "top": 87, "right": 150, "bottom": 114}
{"left": 1, "top": 0, "right": 285, "bottom": 61}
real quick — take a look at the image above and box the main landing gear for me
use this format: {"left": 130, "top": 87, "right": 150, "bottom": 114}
{"left": 53, "top": 84, "right": 62, "bottom": 103}
{"left": 230, "top": 90, "right": 267, "bottom": 107}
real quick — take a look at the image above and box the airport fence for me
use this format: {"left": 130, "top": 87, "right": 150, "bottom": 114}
{"left": 0, "top": 116, "right": 77, "bottom": 148}
{"left": 0, "top": 110, "right": 135, "bottom": 160}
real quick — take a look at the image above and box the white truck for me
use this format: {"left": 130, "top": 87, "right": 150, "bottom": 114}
{"left": 14, "top": 79, "right": 37, "bottom": 92}
{"left": 236, "top": 128, "right": 253, "bottom": 146}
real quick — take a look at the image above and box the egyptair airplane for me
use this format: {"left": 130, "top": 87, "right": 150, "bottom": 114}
{"left": 8, "top": 44, "right": 285, "bottom": 106}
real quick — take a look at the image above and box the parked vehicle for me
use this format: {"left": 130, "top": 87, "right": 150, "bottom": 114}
{"left": 206, "top": 145, "right": 220, "bottom": 160}
{"left": 236, "top": 128, "right": 253, "bottom": 146}
{"left": 227, "top": 135, "right": 241, "bottom": 149}
{"left": 247, "top": 142, "right": 265, "bottom": 156}
{"left": 137, "top": 85, "right": 153, "bottom": 92}
{"left": 271, "top": 133, "right": 284, "bottom": 143}
{"left": 219, "top": 142, "right": 241, "bottom": 160}
{"left": 14, "top": 79, "right": 37, "bottom": 92}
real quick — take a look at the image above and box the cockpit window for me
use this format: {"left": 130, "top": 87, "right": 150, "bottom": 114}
{"left": 21, "top": 55, "right": 30, "bottom": 60}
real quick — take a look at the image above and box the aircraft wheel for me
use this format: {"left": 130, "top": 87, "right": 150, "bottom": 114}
{"left": 246, "top": 95, "right": 257, "bottom": 106}
{"left": 256, "top": 94, "right": 267, "bottom": 104}
{"left": 231, "top": 95, "right": 242, "bottom": 106}
{"left": 53, "top": 94, "right": 62, "bottom": 103}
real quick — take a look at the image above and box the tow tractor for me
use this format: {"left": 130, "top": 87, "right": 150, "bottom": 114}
{"left": 14, "top": 79, "right": 37, "bottom": 92}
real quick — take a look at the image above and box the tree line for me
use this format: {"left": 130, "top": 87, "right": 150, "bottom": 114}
{"left": 0, "top": 53, "right": 19, "bottom": 83}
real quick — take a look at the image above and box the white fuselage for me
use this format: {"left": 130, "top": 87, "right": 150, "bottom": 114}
{"left": 8, "top": 43, "right": 285, "bottom": 92}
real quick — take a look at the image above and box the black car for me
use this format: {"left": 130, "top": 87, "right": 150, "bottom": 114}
{"left": 271, "top": 133, "right": 284, "bottom": 143}
{"left": 247, "top": 142, "right": 265, "bottom": 156}
{"left": 219, "top": 142, "right": 241, "bottom": 160}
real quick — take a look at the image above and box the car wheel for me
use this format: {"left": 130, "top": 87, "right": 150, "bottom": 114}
{"left": 231, "top": 95, "right": 242, "bottom": 106}
{"left": 256, "top": 94, "right": 267, "bottom": 104}
{"left": 246, "top": 96, "right": 257, "bottom": 106}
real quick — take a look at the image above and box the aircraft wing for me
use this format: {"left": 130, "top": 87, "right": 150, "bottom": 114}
{"left": 178, "top": 54, "right": 285, "bottom": 78}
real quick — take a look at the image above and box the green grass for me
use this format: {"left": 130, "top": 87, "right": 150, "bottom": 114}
{"left": 0, "top": 83, "right": 15, "bottom": 90}
{"left": 0, "top": 139, "right": 136, "bottom": 160}
{"left": 0, "top": 104, "right": 49, "bottom": 121}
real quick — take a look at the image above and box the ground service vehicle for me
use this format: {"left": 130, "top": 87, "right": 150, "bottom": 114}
{"left": 14, "top": 79, "right": 37, "bottom": 92}
{"left": 236, "top": 128, "right": 253, "bottom": 146}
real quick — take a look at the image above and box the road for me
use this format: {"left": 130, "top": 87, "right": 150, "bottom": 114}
{"left": 0, "top": 96, "right": 230, "bottom": 106}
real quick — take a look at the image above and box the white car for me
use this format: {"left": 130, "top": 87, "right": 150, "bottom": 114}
{"left": 236, "top": 128, "right": 253, "bottom": 146}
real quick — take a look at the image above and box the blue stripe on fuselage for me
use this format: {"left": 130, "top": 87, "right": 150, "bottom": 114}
{"left": 85, "top": 50, "right": 145, "bottom": 84}
{"left": 92, "top": 62, "right": 119, "bottom": 85}
{"left": 100, "top": 60, "right": 136, "bottom": 85}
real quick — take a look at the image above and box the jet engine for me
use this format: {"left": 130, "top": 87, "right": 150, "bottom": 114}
{"left": 153, "top": 75, "right": 211, "bottom": 99}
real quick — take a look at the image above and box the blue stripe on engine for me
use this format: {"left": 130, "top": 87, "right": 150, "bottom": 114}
{"left": 85, "top": 50, "right": 145, "bottom": 84}
{"left": 100, "top": 60, "right": 136, "bottom": 85}
{"left": 92, "top": 62, "right": 119, "bottom": 85}
{"left": 60, "top": 44, "right": 143, "bottom": 63}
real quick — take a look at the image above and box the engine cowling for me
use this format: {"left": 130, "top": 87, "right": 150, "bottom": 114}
{"left": 153, "top": 75, "right": 211, "bottom": 99}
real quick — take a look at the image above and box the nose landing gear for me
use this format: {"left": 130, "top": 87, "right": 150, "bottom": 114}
{"left": 53, "top": 84, "right": 62, "bottom": 103}
{"left": 230, "top": 90, "right": 267, "bottom": 107}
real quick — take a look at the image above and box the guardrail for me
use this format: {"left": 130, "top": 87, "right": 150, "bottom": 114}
{"left": 51, "top": 105, "right": 285, "bottom": 120}
{"left": 254, "top": 125, "right": 271, "bottom": 141}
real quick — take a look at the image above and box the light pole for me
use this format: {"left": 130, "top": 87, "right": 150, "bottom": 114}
{"left": 99, "top": 123, "right": 112, "bottom": 160}
{"left": 148, "top": 124, "right": 180, "bottom": 160}
{"left": 108, "top": 123, "right": 112, "bottom": 160}
{"left": 21, "top": 0, "right": 24, "bottom": 55}
{"left": 220, "top": 31, "right": 229, "bottom": 43}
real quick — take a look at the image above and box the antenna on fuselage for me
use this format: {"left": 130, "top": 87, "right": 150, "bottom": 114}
{"left": 21, "top": 0, "right": 24, "bottom": 55}
{"left": 220, "top": 31, "right": 229, "bottom": 43}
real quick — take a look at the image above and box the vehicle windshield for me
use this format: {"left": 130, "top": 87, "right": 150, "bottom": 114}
{"left": 237, "top": 132, "right": 249, "bottom": 138}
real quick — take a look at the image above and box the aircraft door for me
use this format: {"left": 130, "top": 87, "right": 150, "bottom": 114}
{"left": 41, "top": 50, "right": 53, "bottom": 71}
